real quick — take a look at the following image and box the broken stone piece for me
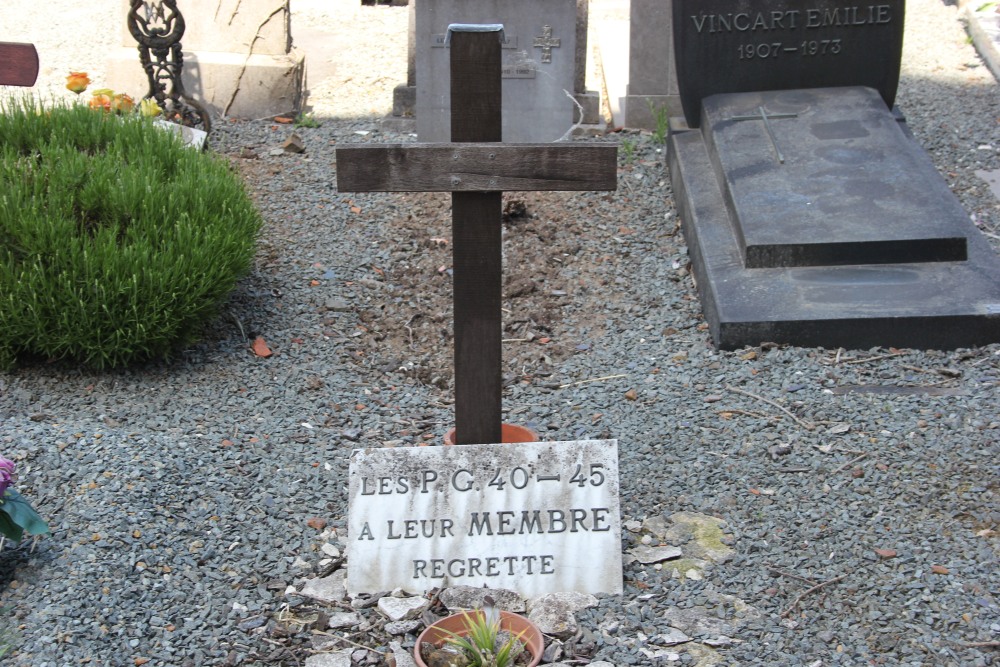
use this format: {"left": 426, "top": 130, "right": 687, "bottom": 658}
{"left": 304, "top": 650, "right": 352, "bottom": 667}
{"left": 377, "top": 595, "right": 430, "bottom": 621}
{"left": 390, "top": 641, "right": 419, "bottom": 667}
{"left": 662, "top": 606, "right": 735, "bottom": 639}
{"left": 641, "top": 515, "right": 670, "bottom": 539}
{"left": 283, "top": 132, "right": 306, "bottom": 153}
{"left": 629, "top": 544, "right": 683, "bottom": 564}
{"left": 439, "top": 586, "right": 526, "bottom": 614}
{"left": 300, "top": 570, "right": 347, "bottom": 604}
{"left": 639, "top": 647, "right": 681, "bottom": 661}
{"left": 655, "top": 627, "right": 693, "bottom": 646}
{"left": 527, "top": 592, "right": 598, "bottom": 639}
{"left": 704, "top": 636, "right": 736, "bottom": 647}
{"left": 384, "top": 619, "right": 423, "bottom": 635}
{"left": 327, "top": 612, "right": 362, "bottom": 629}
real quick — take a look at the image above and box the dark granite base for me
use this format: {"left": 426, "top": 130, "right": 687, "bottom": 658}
{"left": 668, "top": 128, "right": 1000, "bottom": 350}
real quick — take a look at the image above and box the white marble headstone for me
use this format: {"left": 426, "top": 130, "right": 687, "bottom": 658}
{"left": 348, "top": 440, "right": 623, "bottom": 597}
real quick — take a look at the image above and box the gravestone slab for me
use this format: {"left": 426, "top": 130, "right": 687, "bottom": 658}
{"left": 703, "top": 87, "right": 967, "bottom": 268}
{"left": 347, "top": 440, "right": 623, "bottom": 597}
{"left": 416, "top": 0, "right": 580, "bottom": 141}
{"left": 667, "top": 0, "right": 1000, "bottom": 349}
{"left": 673, "top": 0, "right": 905, "bottom": 127}
{"left": 669, "top": 86, "right": 1000, "bottom": 349}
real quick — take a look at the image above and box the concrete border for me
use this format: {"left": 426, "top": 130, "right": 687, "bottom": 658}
{"left": 957, "top": 0, "right": 1000, "bottom": 82}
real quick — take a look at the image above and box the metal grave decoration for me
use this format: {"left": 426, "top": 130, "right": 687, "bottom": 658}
{"left": 127, "top": 0, "right": 211, "bottom": 134}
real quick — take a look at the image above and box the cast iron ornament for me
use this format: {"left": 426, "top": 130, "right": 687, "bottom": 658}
{"left": 127, "top": 0, "right": 211, "bottom": 134}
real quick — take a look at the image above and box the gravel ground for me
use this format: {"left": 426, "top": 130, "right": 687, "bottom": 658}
{"left": 2, "top": 1, "right": 1000, "bottom": 666}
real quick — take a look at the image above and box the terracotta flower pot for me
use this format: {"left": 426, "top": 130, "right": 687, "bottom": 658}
{"left": 443, "top": 423, "right": 539, "bottom": 446}
{"left": 413, "top": 610, "right": 544, "bottom": 667}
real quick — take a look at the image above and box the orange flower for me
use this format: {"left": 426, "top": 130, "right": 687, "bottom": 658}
{"left": 66, "top": 71, "right": 91, "bottom": 94}
{"left": 111, "top": 93, "right": 135, "bottom": 114}
{"left": 89, "top": 89, "right": 113, "bottom": 112}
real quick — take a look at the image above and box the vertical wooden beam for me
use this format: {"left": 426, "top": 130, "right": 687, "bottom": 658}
{"left": 450, "top": 28, "right": 502, "bottom": 445}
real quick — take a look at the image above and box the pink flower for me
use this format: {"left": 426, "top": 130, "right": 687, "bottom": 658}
{"left": 0, "top": 456, "right": 15, "bottom": 497}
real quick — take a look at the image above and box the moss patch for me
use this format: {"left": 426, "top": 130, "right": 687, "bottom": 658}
{"left": 670, "top": 512, "right": 735, "bottom": 563}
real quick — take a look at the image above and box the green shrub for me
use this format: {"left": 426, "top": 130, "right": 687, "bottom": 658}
{"left": 0, "top": 99, "right": 261, "bottom": 369}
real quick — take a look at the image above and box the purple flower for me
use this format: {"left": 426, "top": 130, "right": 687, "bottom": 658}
{"left": 0, "top": 456, "right": 16, "bottom": 497}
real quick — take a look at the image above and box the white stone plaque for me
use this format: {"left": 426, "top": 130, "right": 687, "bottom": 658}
{"left": 347, "top": 440, "right": 622, "bottom": 597}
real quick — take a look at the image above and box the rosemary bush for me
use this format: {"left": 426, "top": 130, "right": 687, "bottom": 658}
{"left": 0, "top": 99, "right": 261, "bottom": 369}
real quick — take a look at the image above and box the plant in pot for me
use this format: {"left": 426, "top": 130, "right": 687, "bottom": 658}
{"left": 415, "top": 602, "right": 544, "bottom": 667}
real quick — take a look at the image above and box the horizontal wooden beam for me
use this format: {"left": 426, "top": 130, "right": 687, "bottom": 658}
{"left": 336, "top": 143, "right": 618, "bottom": 192}
{"left": 0, "top": 42, "right": 39, "bottom": 87}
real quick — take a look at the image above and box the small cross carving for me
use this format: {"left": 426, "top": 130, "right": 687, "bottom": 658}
{"left": 532, "top": 25, "right": 561, "bottom": 64}
{"left": 337, "top": 26, "right": 616, "bottom": 445}
{"left": 727, "top": 106, "right": 798, "bottom": 164}
{"left": 0, "top": 42, "right": 39, "bottom": 87}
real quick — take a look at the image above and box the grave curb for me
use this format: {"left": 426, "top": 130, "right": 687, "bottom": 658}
{"left": 962, "top": 3, "right": 1000, "bottom": 82}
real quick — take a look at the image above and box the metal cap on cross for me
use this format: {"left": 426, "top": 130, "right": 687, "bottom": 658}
{"left": 0, "top": 42, "right": 40, "bottom": 87}
{"left": 337, "top": 25, "right": 617, "bottom": 445}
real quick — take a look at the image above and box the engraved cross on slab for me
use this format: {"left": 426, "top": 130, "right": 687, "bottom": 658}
{"left": 0, "top": 42, "right": 40, "bottom": 87}
{"left": 337, "top": 25, "right": 616, "bottom": 445}
{"left": 728, "top": 106, "right": 798, "bottom": 164}
{"left": 532, "top": 25, "right": 561, "bottom": 64}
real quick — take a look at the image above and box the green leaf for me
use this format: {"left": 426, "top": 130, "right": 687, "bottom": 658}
{"left": 0, "top": 511, "right": 23, "bottom": 542}
{"left": 0, "top": 489, "right": 50, "bottom": 539}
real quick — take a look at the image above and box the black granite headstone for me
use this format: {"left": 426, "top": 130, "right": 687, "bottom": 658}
{"left": 669, "top": 86, "right": 1000, "bottom": 349}
{"left": 673, "top": 0, "right": 905, "bottom": 127}
{"left": 667, "top": 1, "right": 1000, "bottom": 349}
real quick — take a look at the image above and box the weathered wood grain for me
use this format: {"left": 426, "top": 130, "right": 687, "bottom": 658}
{"left": 336, "top": 143, "right": 618, "bottom": 192}
{"left": 450, "top": 29, "right": 503, "bottom": 446}
{"left": 0, "top": 42, "right": 39, "bottom": 87}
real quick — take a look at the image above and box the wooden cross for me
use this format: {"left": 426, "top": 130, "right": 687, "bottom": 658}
{"left": 0, "top": 42, "right": 40, "bottom": 87}
{"left": 337, "top": 26, "right": 616, "bottom": 445}
{"left": 532, "top": 25, "right": 561, "bottom": 64}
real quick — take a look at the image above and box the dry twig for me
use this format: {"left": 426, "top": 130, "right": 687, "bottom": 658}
{"left": 768, "top": 567, "right": 819, "bottom": 587}
{"left": 833, "top": 453, "right": 868, "bottom": 474}
{"left": 948, "top": 640, "right": 1000, "bottom": 649}
{"left": 840, "top": 351, "right": 907, "bottom": 365}
{"left": 310, "top": 630, "right": 387, "bottom": 655}
{"left": 716, "top": 408, "right": 779, "bottom": 421}
{"left": 316, "top": 556, "right": 346, "bottom": 578}
{"left": 725, "top": 384, "right": 815, "bottom": 430}
{"left": 781, "top": 573, "right": 848, "bottom": 618}
{"left": 560, "top": 374, "right": 629, "bottom": 389}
